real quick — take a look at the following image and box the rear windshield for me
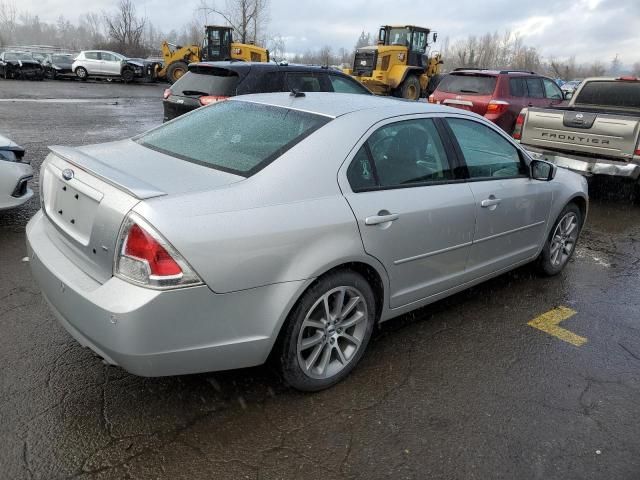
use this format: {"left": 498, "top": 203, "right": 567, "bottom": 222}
{"left": 173, "top": 69, "right": 240, "bottom": 97}
{"left": 437, "top": 74, "right": 497, "bottom": 95}
{"left": 136, "top": 100, "right": 330, "bottom": 176}
{"left": 575, "top": 81, "right": 640, "bottom": 110}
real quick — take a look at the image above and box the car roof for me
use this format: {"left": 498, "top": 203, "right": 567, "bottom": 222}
{"left": 230, "top": 92, "right": 454, "bottom": 119}
{"left": 451, "top": 69, "right": 538, "bottom": 76}
{"left": 189, "top": 61, "right": 348, "bottom": 75}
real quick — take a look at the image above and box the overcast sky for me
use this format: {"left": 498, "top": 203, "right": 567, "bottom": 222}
{"left": 18, "top": 0, "right": 640, "bottom": 64}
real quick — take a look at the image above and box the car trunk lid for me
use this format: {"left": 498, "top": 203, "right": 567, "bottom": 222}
{"left": 41, "top": 141, "right": 243, "bottom": 283}
{"left": 434, "top": 73, "right": 497, "bottom": 115}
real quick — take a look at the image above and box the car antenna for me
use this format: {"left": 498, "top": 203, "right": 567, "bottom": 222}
{"left": 290, "top": 88, "right": 305, "bottom": 98}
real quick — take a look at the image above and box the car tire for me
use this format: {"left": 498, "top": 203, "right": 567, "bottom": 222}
{"left": 537, "top": 203, "right": 582, "bottom": 276}
{"left": 277, "top": 270, "right": 376, "bottom": 392}
{"left": 121, "top": 69, "right": 135, "bottom": 84}
{"left": 166, "top": 61, "right": 188, "bottom": 84}
{"left": 398, "top": 75, "right": 421, "bottom": 100}
{"left": 75, "top": 67, "right": 88, "bottom": 80}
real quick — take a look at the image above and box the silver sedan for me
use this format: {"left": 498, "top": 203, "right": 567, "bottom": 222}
{"left": 0, "top": 134, "right": 33, "bottom": 211}
{"left": 26, "top": 93, "right": 588, "bottom": 391}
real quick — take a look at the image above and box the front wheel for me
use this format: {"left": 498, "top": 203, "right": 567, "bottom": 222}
{"left": 398, "top": 75, "right": 421, "bottom": 100}
{"left": 537, "top": 203, "right": 582, "bottom": 276}
{"left": 75, "top": 67, "right": 88, "bottom": 80}
{"left": 278, "top": 271, "right": 376, "bottom": 391}
{"left": 121, "top": 69, "right": 135, "bottom": 83}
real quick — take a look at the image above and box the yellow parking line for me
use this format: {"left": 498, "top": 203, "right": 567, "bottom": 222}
{"left": 528, "top": 306, "right": 587, "bottom": 347}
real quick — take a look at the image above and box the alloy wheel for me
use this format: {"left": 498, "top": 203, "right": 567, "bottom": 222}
{"left": 296, "top": 286, "right": 368, "bottom": 380}
{"left": 550, "top": 212, "right": 579, "bottom": 267}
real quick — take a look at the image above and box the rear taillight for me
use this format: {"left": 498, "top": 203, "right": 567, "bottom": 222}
{"left": 115, "top": 213, "right": 202, "bottom": 289}
{"left": 485, "top": 100, "right": 509, "bottom": 115}
{"left": 513, "top": 109, "right": 527, "bottom": 140}
{"left": 199, "top": 95, "right": 229, "bottom": 106}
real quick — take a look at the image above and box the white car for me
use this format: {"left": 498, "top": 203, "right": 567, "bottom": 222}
{"left": 71, "top": 50, "right": 157, "bottom": 83}
{"left": 0, "top": 134, "right": 33, "bottom": 210}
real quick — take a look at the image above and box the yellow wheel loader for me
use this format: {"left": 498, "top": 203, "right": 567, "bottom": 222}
{"left": 345, "top": 25, "right": 443, "bottom": 100}
{"left": 158, "top": 25, "right": 269, "bottom": 84}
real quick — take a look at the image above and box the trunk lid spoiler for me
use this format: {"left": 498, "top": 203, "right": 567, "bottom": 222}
{"left": 49, "top": 145, "right": 166, "bottom": 200}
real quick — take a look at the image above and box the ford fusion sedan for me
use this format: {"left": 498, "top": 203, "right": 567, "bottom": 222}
{"left": 0, "top": 134, "right": 33, "bottom": 210}
{"left": 26, "top": 93, "right": 588, "bottom": 391}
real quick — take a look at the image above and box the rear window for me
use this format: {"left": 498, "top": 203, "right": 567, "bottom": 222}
{"left": 173, "top": 69, "right": 240, "bottom": 97}
{"left": 437, "top": 74, "right": 497, "bottom": 95}
{"left": 136, "top": 100, "right": 330, "bottom": 177}
{"left": 575, "top": 81, "right": 640, "bottom": 109}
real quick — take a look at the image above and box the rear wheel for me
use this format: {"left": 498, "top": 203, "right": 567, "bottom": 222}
{"left": 278, "top": 271, "right": 376, "bottom": 391}
{"left": 166, "top": 61, "right": 188, "bottom": 84}
{"left": 75, "top": 67, "right": 88, "bottom": 81}
{"left": 399, "top": 75, "right": 421, "bottom": 100}
{"left": 537, "top": 203, "right": 582, "bottom": 276}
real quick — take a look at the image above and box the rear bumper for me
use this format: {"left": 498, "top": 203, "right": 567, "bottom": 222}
{"left": 26, "top": 210, "right": 306, "bottom": 376}
{"left": 522, "top": 145, "right": 640, "bottom": 180}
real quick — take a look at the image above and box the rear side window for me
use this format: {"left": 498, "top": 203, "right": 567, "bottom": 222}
{"left": 136, "top": 100, "right": 330, "bottom": 177}
{"left": 84, "top": 52, "right": 99, "bottom": 60}
{"left": 525, "top": 78, "right": 545, "bottom": 98}
{"left": 575, "top": 81, "right": 640, "bottom": 109}
{"left": 509, "top": 78, "right": 527, "bottom": 97}
{"left": 437, "top": 74, "right": 497, "bottom": 95}
{"left": 286, "top": 73, "right": 326, "bottom": 92}
{"left": 173, "top": 69, "right": 240, "bottom": 96}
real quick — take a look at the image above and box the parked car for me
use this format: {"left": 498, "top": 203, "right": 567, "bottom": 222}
{"left": 428, "top": 69, "right": 567, "bottom": 133}
{"left": 515, "top": 76, "right": 640, "bottom": 185}
{"left": 26, "top": 93, "right": 588, "bottom": 392}
{"left": 561, "top": 80, "right": 582, "bottom": 96}
{"left": 43, "top": 53, "right": 75, "bottom": 79}
{"left": 72, "top": 50, "right": 158, "bottom": 83}
{"left": 163, "top": 61, "right": 372, "bottom": 121}
{"left": 0, "top": 51, "right": 44, "bottom": 80}
{"left": 0, "top": 134, "right": 33, "bottom": 210}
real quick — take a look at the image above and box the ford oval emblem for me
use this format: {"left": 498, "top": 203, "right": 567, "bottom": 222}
{"left": 62, "top": 168, "right": 74, "bottom": 181}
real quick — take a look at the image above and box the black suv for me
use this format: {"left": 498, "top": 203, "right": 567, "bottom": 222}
{"left": 163, "top": 62, "right": 372, "bottom": 121}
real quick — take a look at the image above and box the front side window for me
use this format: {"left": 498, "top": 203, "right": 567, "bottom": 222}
{"left": 411, "top": 31, "right": 427, "bottom": 52}
{"left": 543, "top": 78, "right": 563, "bottom": 100}
{"left": 388, "top": 27, "right": 410, "bottom": 46}
{"left": 101, "top": 53, "right": 116, "bottom": 62}
{"left": 509, "top": 78, "right": 527, "bottom": 97}
{"left": 84, "top": 52, "right": 99, "bottom": 60}
{"left": 525, "top": 78, "right": 545, "bottom": 99}
{"left": 329, "top": 75, "right": 369, "bottom": 94}
{"left": 347, "top": 118, "right": 453, "bottom": 191}
{"left": 136, "top": 100, "right": 330, "bottom": 177}
{"left": 446, "top": 118, "right": 526, "bottom": 179}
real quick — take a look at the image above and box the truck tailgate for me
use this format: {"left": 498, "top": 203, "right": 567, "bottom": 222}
{"left": 520, "top": 108, "right": 640, "bottom": 160}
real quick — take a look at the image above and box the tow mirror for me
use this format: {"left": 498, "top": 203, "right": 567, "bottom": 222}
{"left": 530, "top": 159, "right": 555, "bottom": 181}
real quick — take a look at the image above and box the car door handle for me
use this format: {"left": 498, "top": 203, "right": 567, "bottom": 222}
{"left": 481, "top": 198, "right": 502, "bottom": 208}
{"left": 365, "top": 213, "right": 399, "bottom": 225}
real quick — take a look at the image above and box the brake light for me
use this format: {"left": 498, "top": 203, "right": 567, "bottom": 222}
{"left": 485, "top": 100, "right": 510, "bottom": 115}
{"left": 513, "top": 109, "right": 527, "bottom": 140}
{"left": 163, "top": 88, "right": 171, "bottom": 99}
{"left": 115, "top": 214, "right": 202, "bottom": 289}
{"left": 199, "top": 95, "right": 229, "bottom": 106}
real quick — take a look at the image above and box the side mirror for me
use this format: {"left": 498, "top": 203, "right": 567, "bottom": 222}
{"left": 530, "top": 159, "right": 556, "bottom": 181}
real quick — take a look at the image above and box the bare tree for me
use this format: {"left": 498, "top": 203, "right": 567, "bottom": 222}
{"left": 0, "top": 0, "right": 17, "bottom": 45}
{"left": 197, "top": 0, "right": 269, "bottom": 44}
{"left": 104, "top": 0, "right": 146, "bottom": 53}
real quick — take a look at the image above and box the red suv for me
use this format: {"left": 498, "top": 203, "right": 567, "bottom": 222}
{"left": 428, "top": 69, "right": 566, "bottom": 133}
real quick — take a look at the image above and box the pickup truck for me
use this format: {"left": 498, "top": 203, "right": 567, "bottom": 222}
{"left": 514, "top": 76, "right": 640, "bottom": 182}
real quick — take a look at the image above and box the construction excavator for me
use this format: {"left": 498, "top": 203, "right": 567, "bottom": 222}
{"left": 158, "top": 25, "right": 269, "bottom": 83}
{"left": 344, "top": 25, "right": 443, "bottom": 100}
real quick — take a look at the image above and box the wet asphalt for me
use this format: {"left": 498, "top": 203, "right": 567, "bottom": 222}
{"left": 0, "top": 79, "right": 639, "bottom": 480}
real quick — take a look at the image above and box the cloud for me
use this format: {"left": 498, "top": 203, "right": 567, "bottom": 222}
{"left": 13, "top": 0, "right": 640, "bottom": 64}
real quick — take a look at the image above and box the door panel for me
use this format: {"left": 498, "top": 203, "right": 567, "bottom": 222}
{"left": 444, "top": 117, "right": 553, "bottom": 279}
{"left": 342, "top": 117, "right": 476, "bottom": 308}
{"left": 345, "top": 184, "right": 476, "bottom": 308}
